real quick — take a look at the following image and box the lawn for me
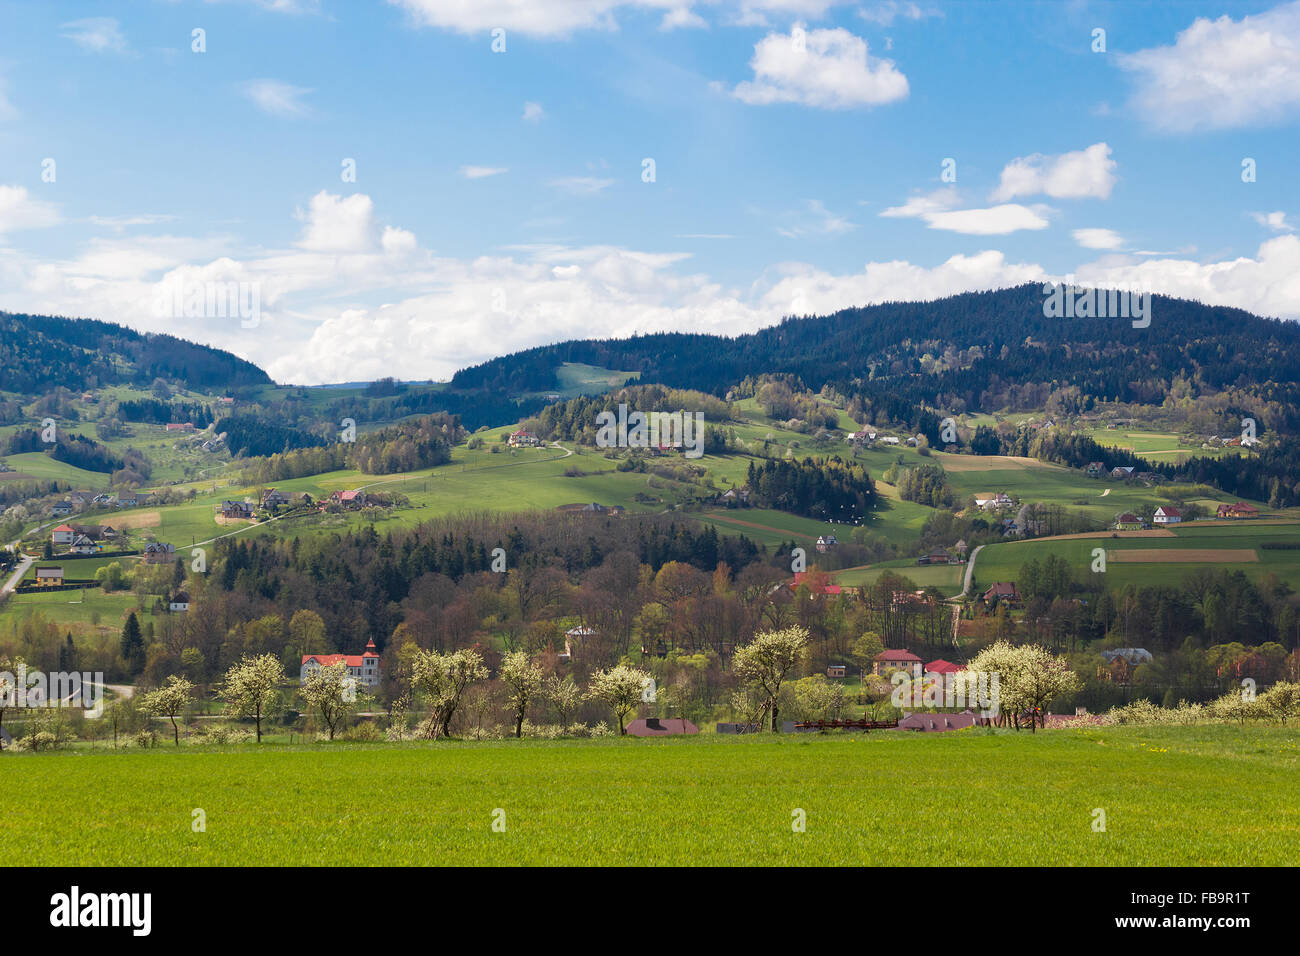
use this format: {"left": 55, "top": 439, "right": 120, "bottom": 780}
{"left": 4, "top": 726, "right": 1296, "bottom": 865}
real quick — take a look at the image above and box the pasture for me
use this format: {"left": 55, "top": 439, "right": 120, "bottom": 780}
{"left": 4, "top": 726, "right": 1296, "bottom": 866}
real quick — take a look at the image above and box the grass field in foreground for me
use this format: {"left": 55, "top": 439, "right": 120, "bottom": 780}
{"left": 5, "top": 726, "right": 1297, "bottom": 865}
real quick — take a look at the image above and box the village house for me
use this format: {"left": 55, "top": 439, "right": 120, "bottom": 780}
{"left": 872, "top": 648, "right": 922, "bottom": 678}
{"left": 168, "top": 592, "right": 191, "bottom": 613}
{"left": 815, "top": 534, "right": 838, "bottom": 553}
{"left": 826, "top": 665, "right": 847, "bottom": 678}
{"left": 143, "top": 542, "right": 176, "bottom": 564}
{"left": 1114, "top": 512, "right": 1144, "bottom": 531}
{"left": 51, "top": 524, "right": 77, "bottom": 546}
{"left": 164, "top": 422, "right": 196, "bottom": 432}
{"left": 1217, "top": 502, "right": 1260, "bottom": 519}
{"left": 974, "top": 492, "right": 1012, "bottom": 511}
{"left": 925, "top": 659, "right": 963, "bottom": 678}
{"left": 329, "top": 489, "right": 367, "bottom": 509}
{"left": 300, "top": 639, "right": 382, "bottom": 687}
{"left": 1110, "top": 466, "right": 1135, "bottom": 480}
{"left": 1153, "top": 506, "right": 1182, "bottom": 525}
{"left": 69, "top": 534, "right": 98, "bottom": 555}
{"left": 981, "top": 581, "right": 1021, "bottom": 607}
{"left": 219, "top": 500, "right": 255, "bottom": 520}
{"left": 261, "top": 489, "right": 291, "bottom": 508}
{"left": 1085, "top": 461, "right": 1106, "bottom": 477}
{"left": 74, "top": 524, "right": 116, "bottom": 541}
{"left": 48, "top": 501, "right": 74, "bottom": 517}
{"left": 508, "top": 429, "right": 544, "bottom": 448}
{"left": 34, "top": 567, "right": 64, "bottom": 587}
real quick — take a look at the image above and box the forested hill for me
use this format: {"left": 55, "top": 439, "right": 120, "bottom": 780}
{"left": 450, "top": 285, "right": 1300, "bottom": 428}
{"left": 0, "top": 311, "right": 272, "bottom": 394}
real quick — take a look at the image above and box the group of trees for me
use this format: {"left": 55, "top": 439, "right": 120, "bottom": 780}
{"left": 745, "top": 457, "right": 876, "bottom": 521}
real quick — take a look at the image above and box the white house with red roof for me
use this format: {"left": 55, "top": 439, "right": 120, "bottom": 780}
{"left": 51, "top": 524, "right": 77, "bottom": 545}
{"left": 301, "top": 639, "right": 381, "bottom": 687}
{"left": 1153, "top": 506, "right": 1182, "bottom": 525}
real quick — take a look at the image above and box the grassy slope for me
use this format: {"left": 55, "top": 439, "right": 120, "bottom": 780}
{"left": 6, "top": 726, "right": 1297, "bottom": 865}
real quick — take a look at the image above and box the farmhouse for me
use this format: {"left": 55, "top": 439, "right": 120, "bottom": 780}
{"left": 329, "top": 489, "right": 367, "bottom": 509}
{"left": 508, "top": 429, "right": 544, "bottom": 448}
{"left": 873, "top": 648, "right": 922, "bottom": 678}
{"left": 1217, "top": 502, "right": 1259, "bottom": 519}
{"left": 49, "top": 501, "right": 74, "bottom": 517}
{"left": 982, "top": 582, "right": 1021, "bottom": 607}
{"left": 1085, "top": 461, "right": 1106, "bottom": 477}
{"left": 1110, "top": 466, "right": 1135, "bottom": 480}
{"left": 300, "top": 638, "right": 381, "bottom": 687}
{"left": 261, "top": 489, "right": 291, "bottom": 508}
{"left": 925, "top": 659, "right": 963, "bottom": 677}
{"left": 143, "top": 542, "right": 176, "bottom": 564}
{"left": 1153, "top": 506, "right": 1182, "bottom": 525}
{"left": 815, "top": 534, "right": 838, "bottom": 553}
{"left": 219, "top": 500, "right": 254, "bottom": 520}
{"left": 34, "top": 567, "right": 64, "bottom": 587}
{"left": 164, "top": 422, "right": 195, "bottom": 432}
{"left": 1114, "top": 512, "right": 1144, "bottom": 531}
{"left": 826, "top": 665, "right": 847, "bottom": 678}
{"left": 974, "top": 492, "right": 1012, "bottom": 511}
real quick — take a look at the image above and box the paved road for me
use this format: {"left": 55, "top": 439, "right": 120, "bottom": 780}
{"left": 1, "top": 552, "right": 32, "bottom": 597}
{"left": 960, "top": 544, "right": 985, "bottom": 597}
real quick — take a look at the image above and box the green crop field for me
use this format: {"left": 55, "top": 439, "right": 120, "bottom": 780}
{"left": 973, "top": 520, "right": 1300, "bottom": 591}
{"left": 5, "top": 726, "right": 1297, "bottom": 866}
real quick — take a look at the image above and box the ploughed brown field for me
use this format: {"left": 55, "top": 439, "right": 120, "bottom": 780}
{"left": 1108, "top": 548, "right": 1259, "bottom": 563}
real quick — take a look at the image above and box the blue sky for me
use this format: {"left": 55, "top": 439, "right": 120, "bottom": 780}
{"left": 1, "top": 0, "right": 1298, "bottom": 384}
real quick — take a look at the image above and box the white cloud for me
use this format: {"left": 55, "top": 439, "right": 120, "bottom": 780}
{"left": 89, "top": 214, "right": 180, "bottom": 230}
{"left": 60, "top": 18, "right": 128, "bottom": 54}
{"left": 242, "top": 79, "right": 313, "bottom": 117}
{"left": 296, "top": 191, "right": 380, "bottom": 252}
{"left": 661, "top": 6, "right": 707, "bottom": 29}
{"left": 857, "top": 2, "right": 943, "bottom": 26}
{"left": 1072, "top": 228, "right": 1126, "bottom": 250}
{"left": 1119, "top": 1, "right": 1300, "bottom": 131}
{"left": 881, "top": 189, "right": 1049, "bottom": 235}
{"left": 776, "top": 199, "right": 856, "bottom": 238}
{"left": 731, "top": 25, "right": 908, "bottom": 108}
{"left": 1253, "top": 210, "right": 1295, "bottom": 232}
{"left": 390, "top": 1, "right": 853, "bottom": 36}
{"left": 549, "top": 176, "right": 615, "bottom": 195}
{"left": 0, "top": 186, "right": 61, "bottom": 233}
{"left": 460, "top": 166, "right": 508, "bottom": 179}
{"left": 991, "top": 143, "right": 1117, "bottom": 201}
{"left": 522, "top": 101, "right": 545, "bottom": 122}
{"left": 5, "top": 191, "right": 1300, "bottom": 385}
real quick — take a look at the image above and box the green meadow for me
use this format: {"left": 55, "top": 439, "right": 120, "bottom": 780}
{"left": 973, "top": 520, "right": 1300, "bottom": 591}
{"left": 5, "top": 726, "right": 1296, "bottom": 866}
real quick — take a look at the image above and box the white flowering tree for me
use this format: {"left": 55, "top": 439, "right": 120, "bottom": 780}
{"left": 219, "top": 653, "right": 286, "bottom": 743}
{"left": 966, "top": 641, "right": 1080, "bottom": 731}
{"left": 732, "top": 625, "right": 809, "bottom": 732}
{"left": 410, "top": 647, "right": 488, "bottom": 739}
{"left": 138, "top": 674, "right": 194, "bottom": 746}
{"left": 587, "top": 664, "right": 651, "bottom": 735}
{"left": 499, "top": 651, "right": 544, "bottom": 738}
{"left": 301, "top": 661, "right": 366, "bottom": 740}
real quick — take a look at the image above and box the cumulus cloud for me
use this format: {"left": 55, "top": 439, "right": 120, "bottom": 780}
{"left": 732, "top": 25, "right": 908, "bottom": 108}
{"left": 1072, "top": 228, "right": 1126, "bottom": 250}
{"left": 0, "top": 186, "right": 62, "bottom": 233}
{"left": 242, "top": 79, "right": 313, "bottom": 117}
{"left": 1253, "top": 211, "right": 1295, "bottom": 232}
{"left": 5, "top": 190, "right": 1300, "bottom": 384}
{"left": 522, "top": 101, "right": 546, "bottom": 122}
{"left": 1119, "top": 1, "right": 1300, "bottom": 131}
{"left": 881, "top": 189, "right": 1050, "bottom": 235}
{"left": 991, "top": 143, "right": 1117, "bottom": 201}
